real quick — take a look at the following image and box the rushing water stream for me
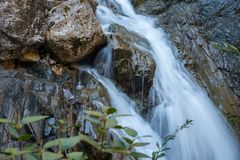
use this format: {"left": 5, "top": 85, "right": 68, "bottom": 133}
{"left": 85, "top": 0, "right": 240, "bottom": 159}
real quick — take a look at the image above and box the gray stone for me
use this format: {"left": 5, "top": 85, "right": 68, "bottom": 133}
{"left": 0, "top": 68, "right": 64, "bottom": 147}
{"left": 137, "top": 0, "right": 240, "bottom": 116}
{"left": 46, "top": 0, "right": 107, "bottom": 63}
{"left": 0, "top": 0, "right": 47, "bottom": 60}
{"left": 109, "top": 24, "right": 156, "bottom": 114}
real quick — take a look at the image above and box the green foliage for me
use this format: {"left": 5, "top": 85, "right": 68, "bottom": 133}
{"left": 21, "top": 116, "right": 49, "bottom": 125}
{"left": 67, "top": 152, "right": 86, "bottom": 160}
{"left": 212, "top": 42, "right": 240, "bottom": 62}
{"left": 152, "top": 119, "right": 193, "bottom": 160}
{"left": 82, "top": 106, "right": 151, "bottom": 159}
{"left": 0, "top": 107, "right": 192, "bottom": 160}
{"left": 0, "top": 114, "right": 87, "bottom": 160}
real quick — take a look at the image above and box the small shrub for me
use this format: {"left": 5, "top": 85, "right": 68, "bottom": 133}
{"left": 0, "top": 107, "right": 192, "bottom": 160}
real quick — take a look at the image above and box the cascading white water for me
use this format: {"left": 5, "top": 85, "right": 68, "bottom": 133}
{"left": 92, "top": 0, "right": 240, "bottom": 159}
{"left": 81, "top": 68, "right": 161, "bottom": 156}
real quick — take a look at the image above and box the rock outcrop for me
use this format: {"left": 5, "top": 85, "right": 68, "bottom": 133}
{"left": 0, "top": 0, "right": 109, "bottom": 148}
{"left": 0, "top": 0, "right": 47, "bottom": 60}
{"left": 137, "top": 0, "right": 240, "bottom": 137}
{"left": 110, "top": 24, "right": 156, "bottom": 114}
{"left": 46, "top": 0, "right": 107, "bottom": 63}
{"left": 0, "top": 63, "right": 110, "bottom": 148}
{"left": 0, "top": 67, "right": 63, "bottom": 146}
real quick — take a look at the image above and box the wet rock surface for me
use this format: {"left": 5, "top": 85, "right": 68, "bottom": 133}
{"left": 110, "top": 24, "right": 156, "bottom": 114}
{"left": 75, "top": 69, "right": 109, "bottom": 108}
{"left": 110, "top": 25, "right": 155, "bottom": 93}
{"left": 137, "top": 0, "right": 240, "bottom": 137}
{"left": 46, "top": 0, "right": 107, "bottom": 63}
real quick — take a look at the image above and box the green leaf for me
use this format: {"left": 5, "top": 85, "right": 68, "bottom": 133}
{"left": 158, "top": 152, "right": 166, "bottom": 158}
{"left": 42, "top": 152, "right": 63, "bottom": 160}
{"left": 58, "top": 119, "right": 65, "bottom": 125}
{"left": 161, "top": 147, "right": 171, "bottom": 152}
{"left": 43, "top": 139, "right": 61, "bottom": 149}
{"left": 123, "top": 138, "right": 134, "bottom": 144}
{"left": 22, "top": 115, "right": 48, "bottom": 125}
{"left": 59, "top": 136, "right": 82, "bottom": 150}
{"left": 112, "top": 136, "right": 126, "bottom": 149}
{"left": 5, "top": 148, "right": 19, "bottom": 155}
{"left": 79, "top": 134, "right": 100, "bottom": 150}
{"left": 132, "top": 142, "right": 150, "bottom": 147}
{"left": 85, "top": 110, "right": 103, "bottom": 118}
{"left": 0, "top": 151, "right": 11, "bottom": 156}
{"left": 130, "top": 152, "right": 150, "bottom": 158}
{"left": 162, "top": 135, "right": 175, "bottom": 146}
{"left": 106, "top": 108, "right": 117, "bottom": 115}
{"left": 105, "top": 118, "right": 118, "bottom": 129}
{"left": 44, "top": 136, "right": 82, "bottom": 150}
{"left": 102, "top": 106, "right": 110, "bottom": 114}
{"left": 114, "top": 125, "right": 125, "bottom": 129}
{"left": 23, "top": 154, "right": 39, "bottom": 160}
{"left": 4, "top": 148, "right": 32, "bottom": 156}
{"left": 85, "top": 117, "right": 101, "bottom": 125}
{"left": 24, "top": 143, "right": 39, "bottom": 151}
{"left": 8, "top": 125, "right": 19, "bottom": 139}
{"left": 0, "top": 118, "right": 13, "bottom": 124}
{"left": 136, "top": 135, "right": 152, "bottom": 138}
{"left": 104, "top": 147, "right": 130, "bottom": 154}
{"left": 124, "top": 127, "right": 138, "bottom": 137}
{"left": 67, "top": 152, "right": 86, "bottom": 160}
{"left": 18, "top": 134, "right": 32, "bottom": 142}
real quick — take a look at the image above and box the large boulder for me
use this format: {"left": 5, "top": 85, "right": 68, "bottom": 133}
{"left": 0, "top": 0, "right": 47, "bottom": 60}
{"left": 110, "top": 24, "right": 156, "bottom": 113}
{"left": 46, "top": 0, "right": 107, "bottom": 63}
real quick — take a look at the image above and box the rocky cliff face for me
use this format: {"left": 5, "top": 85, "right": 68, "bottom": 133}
{"left": 0, "top": 0, "right": 108, "bottom": 148}
{"left": 137, "top": 0, "right": 240, "bottom": 138}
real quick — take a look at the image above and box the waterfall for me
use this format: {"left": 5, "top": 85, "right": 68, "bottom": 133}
{"left": 89, "top": 0, "right": 240, "bottom": 159}
{"left": 81, "top": 68, "right": 161, "bottom": 156}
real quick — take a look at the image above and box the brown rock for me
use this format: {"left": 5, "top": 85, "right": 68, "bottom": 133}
{"left": 20, "top": 50, "right": 40, "bottom": 62}
{"left": 110, "top": 25, "right": 155, "bottom": 96}
{"left": 46, "top": 0, "right": 107, "bottom": 63}
{"left": 0, "top": 0, "right": 47, "bottom": 60}
{"left": 2, "top": 60, "right": 15, "bottom": 69}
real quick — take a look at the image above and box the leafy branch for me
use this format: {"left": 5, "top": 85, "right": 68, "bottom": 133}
{"left": 152, "top": 119, "right": 193, "bottom": 160}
